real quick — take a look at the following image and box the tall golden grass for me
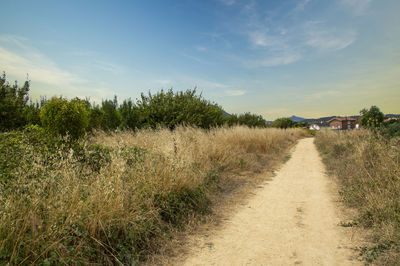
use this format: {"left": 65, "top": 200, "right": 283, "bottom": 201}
{"left": 315, "top": 129, "right": 400, "bottom": 264}
{"left": 0, "top": 126, "right": 306, "bottom": 264}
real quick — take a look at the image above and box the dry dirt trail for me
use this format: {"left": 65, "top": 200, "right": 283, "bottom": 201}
{"left": 179, "top": 138, "right": 360, "bottom": 266}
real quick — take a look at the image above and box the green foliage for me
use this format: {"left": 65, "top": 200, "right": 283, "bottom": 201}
{"left": 87, "top": 107, "right": 105, "bottom": 132}
{"left": 237, "top": 112, "right": 265, "bottom": 127}
{"left": 315, "top": 130, "right": 400, "bottom": 263}
{"left": 381, "top": 120, "right": 400, "bottom": 138}
{"left": 155, "top": 185, "right": 211, "bottom": 225}
{"left": 136, "top": 88, "right": 224, "bottom": 129}
{"left": 40, "top": 97, "right": 89, "bottom": 139}
{"left": 359, "top": 105, "right": 385, "bottom": 129}
{"left": 119, "top": 98, "right": 139, "bottom": 130}
{"left": 101, "top": 96, "right": 121, "bottom": 130}
{"left": 120, "top": 146, "right": 147, "bottom": 166}
{"left": 0, "top": 72, "right": 30, "bottom": 130}
{"left": 0, "top": 125, "right": 61, "bottom": 183}
{"left": 224, "top": 113, "right": 266, "bottom": 127}
{"left": 85, "top": 144, "right": 112, "bottom": 172}
{"left": 24, "top": 98, "right": 46, "bottom": 126}
{"left": 272, "top": 117, "right": 296, "bottom": 129}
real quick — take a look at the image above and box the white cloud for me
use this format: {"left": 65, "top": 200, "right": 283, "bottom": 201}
{"left": 248, "top": 31, "right": 284, "bottom": 48}
{"left": 339, "top": 0, "right": 372, "bottom": 15}
{"left": 0, "top": 35, "right": 115, "bottom": 101}
{"left": 304, "top": 22, "right": 357, "bottom": 51}
{"left": 295, "top": 0, "right": 312, "bottom": 11}
{"left": 225, "top": 89, "right": 246, "bottom": 96}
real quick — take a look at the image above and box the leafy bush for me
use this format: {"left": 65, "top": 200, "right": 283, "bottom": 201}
{"left": 382, "top": 120, "right": 400, "bottom": 138}
{"left": 85, "top": 144, "right": 112, "bottom": 172}
{"left": 40, "top": 97, "right": 89, "bottom": 139}
{"left": 136, "top": 89, "right": 224, "bottom": 129}
{"left": 272, "top": 117, "right": 296, "bottom": 129}
{"left": 87, "top": 106, "right": 105, "bottom": 132}
{"left": 224, "top": 113, "right": 266, "bottom": 128}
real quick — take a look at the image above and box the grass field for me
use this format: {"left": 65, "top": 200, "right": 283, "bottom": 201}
{"left": 0, "top": 126, "right": 306, "bottom": 265}
{"left": 315, "top": 129, "right": 400, "bottom": 264}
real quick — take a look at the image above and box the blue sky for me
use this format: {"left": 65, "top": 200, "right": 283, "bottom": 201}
{"left": 1, "top": 0, "right": 399, "bottom": 119}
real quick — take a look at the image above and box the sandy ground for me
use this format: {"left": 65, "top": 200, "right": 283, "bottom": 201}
{"left": 178, "top": 138, "right": 360, "bottom": 266}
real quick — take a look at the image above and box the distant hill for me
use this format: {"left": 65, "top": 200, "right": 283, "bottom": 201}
{"left": 222, "top": 110, "right": 230, "bottom": 116}
{"left": 290, "top": 115, "right": 306, "bottom": 122}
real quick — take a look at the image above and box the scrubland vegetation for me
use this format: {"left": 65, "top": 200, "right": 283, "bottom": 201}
{"left": 0, "top": 72, "right": 310, "bottom": 264}
{"left": 0, "top": 122, "right": 305, "bottom": 264}
{"left": 315, "top": 130, "right": 400, "bottom": 264}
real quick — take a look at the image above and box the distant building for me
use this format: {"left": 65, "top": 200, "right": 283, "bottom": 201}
{"left": 309, "top": 124, "right": 321, "bottom": 130}
{"left": 328, "top": 117, "right": 358, "bottom": 130}
{"left": 384, "top": 117, "right": 400, "bottom": 123}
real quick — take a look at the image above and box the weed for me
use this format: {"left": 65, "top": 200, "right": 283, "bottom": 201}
{"left": 0, "top": 126, "right": 306, "bottom": 264}
{"left": 315, "top": 129, "right": 400, "bottom": 264}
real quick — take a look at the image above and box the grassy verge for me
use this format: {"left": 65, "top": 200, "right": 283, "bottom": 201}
{"left": 0, "top": 126, "right": 306, "bottom": 265}
{"left": 315, "top": 129, "right": 400, "bottom": 264}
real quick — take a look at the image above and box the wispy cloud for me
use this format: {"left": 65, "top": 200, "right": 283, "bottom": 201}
{"left": 339, "top": 0, "right": 372, "bottom": 15}
{"left": 295, "top": 0, "right": 312, "bottom": 11}
{"left": 0, "top": 35, "right": 115, "bottom": 100}
{"left": 248, "top": 31, "right": 284, "bottom": 48}
{"left": 304, "top": 21, "right": 357, "bottom": 51}
{"left": 225, "top": 89, "right": 246, "bottom": 96}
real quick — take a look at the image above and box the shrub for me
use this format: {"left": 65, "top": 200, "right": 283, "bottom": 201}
{"left": 272, "top": 117, "right": 296, "bottom": 129}
{"left": 136, "top": 88, "right": 224, "bottom": 129}
{"left": 225, "top": 113, "right": 266, "bottom": 128}
{"left": 382, "top": 120, "right": 400, "bottom": 138}
{"left": 87, "top": 107, "right": 105, "bottom": 132}
{"left": 315, "top": 130, "right": 400, "bottom": 264}
{"left": 40, "top": 97, "right": 89, "bottom": 140}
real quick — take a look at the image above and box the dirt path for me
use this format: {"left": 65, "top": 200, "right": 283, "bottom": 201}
{"left": 179, "top": 138, "right": 360, "bottom": 266}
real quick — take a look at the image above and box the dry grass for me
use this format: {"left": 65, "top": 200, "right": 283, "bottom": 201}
{"left": 315, "top": 129, "right": 400, "bottom": 265}
{"left": 0, "top": 126, "right": 306, "bottom": 264}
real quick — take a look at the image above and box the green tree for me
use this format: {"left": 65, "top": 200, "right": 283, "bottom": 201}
{"left": 237, "top": 112, "right": 266, "bottom": 127}
{"left": 272, "top": 117, "right": 296, "bottom": 129}
{"left": 101, "top": 96, "right": 121, "bottom": 130}
{"left": 119, "top": 98, "right": 139, "bottom": 130}
{"left": 359, "top": 106, "right": 384, "bottom": 129}
{"left": 382, "top": 119, "right": 400, "bottom": 138}
{"left": 40, "top": 97, "right": 89, "bottom": 139}
{"left": 224, "top": 114, "right": 239, "bottom": 126}
{"left": 136, "top": 88, "right": 224, "bottom": 129}
{"left": 87, "top": 106, "right": 105, "bottom": 132}
{"left": 0, "top": 72, "right": 30, "bottom": 130}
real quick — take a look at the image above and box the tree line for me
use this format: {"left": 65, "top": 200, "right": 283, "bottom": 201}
{"left": 0, "top": 73, "right": 269, "bottom": 139}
